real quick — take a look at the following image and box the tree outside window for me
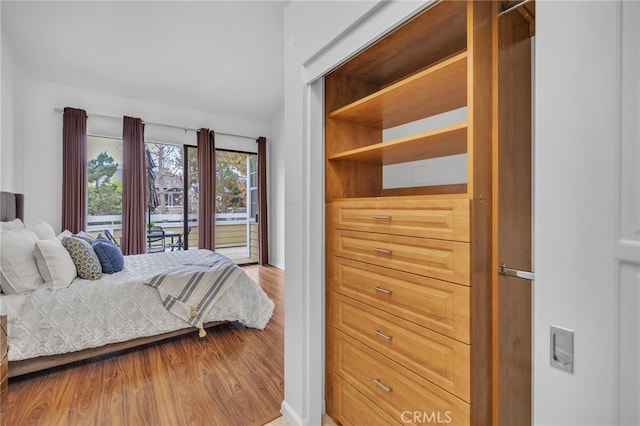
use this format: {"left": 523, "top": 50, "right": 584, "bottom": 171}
{"left": 87, "top": 137, "right": 123, "bottom": 220}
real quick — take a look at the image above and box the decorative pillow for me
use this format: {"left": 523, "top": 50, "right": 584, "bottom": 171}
{"left": 34, "top": 238, "right": 77, "bottom": 290}
{"left": 25, "top": 220, "right": 57, "bottom": 240}
{"left": 91, "top": 237, "right": 124, "bottom": 274}
{"left": 62, "top": 237, "right": 102, "bottom": 280}
{"left": 0, "top": 218, "right": 24, "bottom": 231}
{"left": 73, "top": 231, "right": 95, "bottom": 244}
{"left": 0, "top": 228, "right": 45, "bottom": 294}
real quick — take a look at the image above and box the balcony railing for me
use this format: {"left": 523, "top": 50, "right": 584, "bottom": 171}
{"left": 87, "top": 212, "right": 256, "bottom": 257}
{"left": 87, "top": 212, "right": 248, "bottom": 229}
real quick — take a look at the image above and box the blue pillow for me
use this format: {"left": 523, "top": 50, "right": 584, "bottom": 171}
{"left": 91, "top": 237, "right": 124, "bottom": 274}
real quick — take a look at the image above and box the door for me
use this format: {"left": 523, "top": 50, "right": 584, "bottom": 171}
{"left": 215, "top": 149, "right": 258, "bottom": 264}
{"left": 494, "top": 3, "right": 534, "bottom": 425}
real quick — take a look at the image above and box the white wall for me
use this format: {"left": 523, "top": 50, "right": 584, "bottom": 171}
{"left": 1, "top": 27, "right": 24, "bottom": 193}
{"left": 283, "top": 2, "right": 381, "bottom": 423}
{"left": 18, "top": 77, "right": 270, "bottom": 229}
{"left": 382, "top": 107, "right": 468, "bottom": 189}
{"left": 268, "top": 106, "right": 285, "bottom": 269}
{"left": 534, "top": 1, "right": 639, "bottom": 424}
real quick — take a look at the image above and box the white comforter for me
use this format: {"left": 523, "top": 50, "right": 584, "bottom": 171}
{"left": 0, "top": 249, "right": 274, "bottom": 361}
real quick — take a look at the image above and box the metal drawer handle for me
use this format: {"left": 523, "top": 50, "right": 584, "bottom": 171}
{"left": 373, "top": 248, "right": 392, "bottom": 255}
{"left": 373, "top": 378, "right": 393, "bottom": 393}
{"left": 373, "top": 329, "right": 392, "bottom": 341}
{"left": 372, "top": 215, "right": 392, "bottom": 220}
{"left": 372, "top": 286, "right": 392, "bottom": 295}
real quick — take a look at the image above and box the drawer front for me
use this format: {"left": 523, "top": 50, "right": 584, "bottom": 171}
{"left": 0, "top": 316, "right": 6, "bottom": 359}
{"left": 334, "top": 294, "right": 470, "bottom": 401}
{"left": 334, "top": 229, "right": 470, "bottom": 285}
{"left": 334, "top": 330, "right": 470, "bottom": 425}
{"left": 334, "top": 257, "right": 470, "bottom": 342}
{"left": 1, "top": 315, "right": 6, "bottom": 412}
{"left": 334, "top": 198, "right": 470, "bottom": 242}
{"left": 333, "top": 375, "right": 401, "bottom": 426}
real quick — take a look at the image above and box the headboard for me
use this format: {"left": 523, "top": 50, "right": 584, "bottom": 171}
{"left": 0, "top": 191, "right": 24, "bottom": 222}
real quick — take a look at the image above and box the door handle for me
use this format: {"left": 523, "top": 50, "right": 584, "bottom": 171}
{"left": 499, "top": 263, "right": 535, "bottom": 281}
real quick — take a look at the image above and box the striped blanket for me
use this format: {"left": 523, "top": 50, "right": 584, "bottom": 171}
{"left": 144, "top": 253, "right": 243, "bottom": 337}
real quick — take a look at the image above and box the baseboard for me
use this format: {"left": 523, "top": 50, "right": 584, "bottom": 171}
{"left": 281, "top": 400, "right": 303, "bottom": 426}
{"left": 269, "top": 260, "right": 285, "bottom": 270}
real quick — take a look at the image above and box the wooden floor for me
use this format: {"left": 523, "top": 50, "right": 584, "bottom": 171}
{"left": 2, "top": 265, "right": 284, "bottom": 426}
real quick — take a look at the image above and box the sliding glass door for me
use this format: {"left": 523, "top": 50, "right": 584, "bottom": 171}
{"left": 145, "top": 142, "right": 193, "bottom": 252}
{"left": 215, "top": 149, "right": 258, "bottom": 263}
{"left": 88, "top": 139, "right": 258, "bottom": 260}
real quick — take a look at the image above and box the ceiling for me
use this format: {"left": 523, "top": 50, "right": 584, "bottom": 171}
{"left": 1, "top": 1, "right": 287, "bottom": 123}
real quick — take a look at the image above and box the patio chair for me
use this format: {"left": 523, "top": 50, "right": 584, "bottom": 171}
{"left": 147, "top": 227, "right": 165, "bottom": 253}
{"left": 168, "top": 227, "right": 191, "bottom": 251}
{"left": 103, "top": 229, "right": 120, "bottom": 247}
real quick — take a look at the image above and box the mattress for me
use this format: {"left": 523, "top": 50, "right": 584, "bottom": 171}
{"left": 0, "top": 249, "right": 274, "bottom": 361}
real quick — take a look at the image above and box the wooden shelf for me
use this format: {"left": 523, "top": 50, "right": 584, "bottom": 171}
{"left": 332, "top": 0, "right": 467, "bottom": 87}
{"left": 328, "top": 51, "right": 467, "bottom": 129}
{"left": 328, "top": 122, "right": 467, "bottom": 165}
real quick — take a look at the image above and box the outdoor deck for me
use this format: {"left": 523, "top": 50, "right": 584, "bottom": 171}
{"left": 88, "top": 218, "right": 259, "bottom": 264}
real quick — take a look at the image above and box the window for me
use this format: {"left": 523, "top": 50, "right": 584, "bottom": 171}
{"left": 215, "top": 150, "right": 258, "bottom": 262}
{"left": 85, "top": 136, "right": 259, "bottom": 260}
{"left": 145, "top": 142, "right": 194, "bottom": 250}
{"left": 87, "top": 136, "right": 123, "bottom": 234}
{"left": 248, "top": 155, "right": 258, "bottom": 221}
{"left": 145, "top": 142, "right": 184, "bottom": 217}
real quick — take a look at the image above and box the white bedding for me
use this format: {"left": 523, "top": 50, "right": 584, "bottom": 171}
{"left": 0, "top": 249, "right": 274, "bottom": 361}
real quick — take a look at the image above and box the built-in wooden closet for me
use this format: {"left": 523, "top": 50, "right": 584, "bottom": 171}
{"left": 324, "top": 1, "right": 534, "bottom": 424}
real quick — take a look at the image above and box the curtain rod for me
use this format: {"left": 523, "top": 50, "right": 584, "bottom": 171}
{"left": 54, "top": 107, "right": 258, "bottom": 141}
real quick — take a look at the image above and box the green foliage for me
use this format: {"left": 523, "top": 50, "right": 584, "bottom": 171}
{"left": 86, "top": 146, "right": 254, "bottom": 218}
{"left": 87, "top": 151, "right": 122, "bottom": 215}
{"left": 88, "top": 152, "right": 118, "bottom": 185}
{"left": 216, "top": 151, "right": 248, "bottom": 213}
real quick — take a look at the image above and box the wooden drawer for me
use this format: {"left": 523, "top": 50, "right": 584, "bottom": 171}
{"left": 334, "top": 293, "right": 470, "bottom": 401}
{"left": 334, "top": 257, "right": 470, "bottom": 342}
{"left": 1, "top": 315, "right": 7, "bottom": 414}
{"left": 334, "top": 330, "right": 470, "bottom": 425}
{"left": 334, "top": 229, "right": 470, "bottom": 285}
{"left": 333, "top": 375, "right": 401, "bottom": 426}
{"left": 334, "top": 198, "right": 470, "bottom": 242}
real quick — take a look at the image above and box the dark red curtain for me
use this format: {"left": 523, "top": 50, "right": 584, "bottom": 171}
{"left": 257, "top": 136, "right": 269, "bottom": 265}
{"left": 197, "top": 129, "right": 215, "bottom": 250}
{"left": 121, "top": 116, "right": 146, "bottom": 255}
{"left": 61, "top": 107, "right": 87, "bottom": 233}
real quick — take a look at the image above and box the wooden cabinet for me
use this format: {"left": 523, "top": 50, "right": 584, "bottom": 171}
{"left": 1, "top": 315, "right": 7, "bottom": 419}
{"left": 325, "top": 1, "right": 498, "bottom": 424}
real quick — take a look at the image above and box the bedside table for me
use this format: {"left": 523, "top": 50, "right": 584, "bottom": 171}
{"left": 1, "top": 315, "right": 7, "bottom": 415}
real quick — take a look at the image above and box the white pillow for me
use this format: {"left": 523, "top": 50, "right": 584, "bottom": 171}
{"left": 0, "top": 228, "right": 44, "bottom": 294}
{"left": 25, "top": 220, "right": 56, "bottom": 240}
{"left": 34, "top": 238, "right": 77, "bottom": 290}
{"left": 57, "top": 230, "right": 73, "bottom": 241}
{"left": 0, "top": 218, "right": 24, "bottom": 231}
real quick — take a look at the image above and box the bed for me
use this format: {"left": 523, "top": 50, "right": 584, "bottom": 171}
{"left": 0, "top": 191, "right": 274, "bottom": 377}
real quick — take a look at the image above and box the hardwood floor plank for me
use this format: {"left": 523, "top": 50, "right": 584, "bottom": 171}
{"left": 4, "top": 265, "right": 284, "bottom": 426}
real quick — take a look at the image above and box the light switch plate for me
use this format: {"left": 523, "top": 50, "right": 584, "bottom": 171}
{"left": 550, "top": 325, "right": 574, "bottom": 373}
